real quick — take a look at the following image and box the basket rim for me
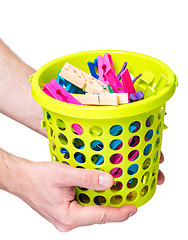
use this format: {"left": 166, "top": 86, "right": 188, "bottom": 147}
{"left": 31, "top": 50, "right": 177, "bottom": 119}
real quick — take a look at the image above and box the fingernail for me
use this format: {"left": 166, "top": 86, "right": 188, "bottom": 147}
{"left": 99, "top": 174, "right": 111, "bottom": 187}
{"left": 129, "top": 209, "right": 137, "bottom": 217}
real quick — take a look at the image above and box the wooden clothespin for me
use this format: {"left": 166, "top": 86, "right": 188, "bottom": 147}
{"left": 59, "top": 63, "right": 109, "bottom": 94}
{"left": 73, "top": 92, "right": 128, "bottom": 105}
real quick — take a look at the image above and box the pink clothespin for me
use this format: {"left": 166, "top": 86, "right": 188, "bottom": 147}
{"left": 43, "top": 79, "right": 83, "bottom": 135}
{"left": 97, "top": 53, "right": 115, "bottom": 85}
{"left": 42, "top": 79, "right": 83, "bottom": 105}
{"left": 104, "top": 68, "right": 125, "bottom": 93}
{"left": 121, "top": 68, "right": 136, "bottom": 100}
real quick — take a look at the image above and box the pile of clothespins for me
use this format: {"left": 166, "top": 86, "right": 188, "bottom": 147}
{"left": 42, "top": 53, "right": 167, "bottom": 106}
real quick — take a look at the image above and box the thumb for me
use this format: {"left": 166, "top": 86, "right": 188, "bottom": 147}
{"left": 60, "top": 164, "right": 114, "bottom": 191}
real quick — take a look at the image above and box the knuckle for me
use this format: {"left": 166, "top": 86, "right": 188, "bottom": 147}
{"left": 97, "top": 210, "right": 108, "bottom": 224}
{"left": 83, "top": 170, "right": 94, "bottom": 187}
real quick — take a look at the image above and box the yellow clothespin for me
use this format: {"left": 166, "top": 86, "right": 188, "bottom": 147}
{"left": 59, "top": 63, "right": 109, "bottom": 94}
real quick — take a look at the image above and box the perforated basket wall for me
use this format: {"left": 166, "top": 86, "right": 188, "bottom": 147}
{"left": 43, "top": 104, "right": 165, "bottom": 207}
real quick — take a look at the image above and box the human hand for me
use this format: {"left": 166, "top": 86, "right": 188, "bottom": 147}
{"left": 20, "top": 160, "right": 137, "bottom": 232}
{"left": 18, "top": 152, "right": 165, "bottom": 232}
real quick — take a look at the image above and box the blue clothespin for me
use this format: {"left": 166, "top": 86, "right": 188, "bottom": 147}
{"left": 128, "top": 164, "right": 138, "bottom": 175}
{"left": 56, "top": 70, "right": 68, "bottom": 86}
{"left": 95, "top": 155, "right": 104, "bottom": 165}
{"left": 65, "top": 82, "right": 85, "bottom": 94}
{"left": 144, "top": 144, "right": 152, "bottom": 155}
{"left": 87, "top": 58, "right": 99, "bottom": 79}
{"left": 57, "top": 70, "right": 84, "bottom": 94}
{"left": 110, "top": 139, "right": 122, "bottom": 150}
{"left": 91, "top": 140, "right": 103, "bottom": 151}
{"left": 75, "top": 152, "right": 85, "bottom": 163}
{"left": 110, "top": 125, "right": 123, "bottom": 136}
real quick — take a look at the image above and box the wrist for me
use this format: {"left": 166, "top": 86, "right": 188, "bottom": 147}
{"left": 0, "top": 149, "right": 33, "bottom": 200}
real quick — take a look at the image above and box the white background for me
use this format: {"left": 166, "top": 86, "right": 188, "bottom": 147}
{"left": 0, "top": 0, "right": 187, "bottom": 239}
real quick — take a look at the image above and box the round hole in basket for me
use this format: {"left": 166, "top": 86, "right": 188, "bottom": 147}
{"left": 146, "top": 115, "right": 154, "bottom": 127}
{"left": 127, "top": 178, "right": 138, "bottom": 189}
{"left": 145, "top": 129, "right": 154, "bottom": 141}
{"left": 73, "top": 138, "right": 85, "bottom": 149}
{"left": 110, "top": 167, "right": 123, "bottom": 178}
{"left": 71, "top": 123, "right": 83, "bottom": 135}
{"left": 110, "top": 139, "right": 123, "bottom": 150}
{"left": 140, "top": 185, "right": 149, "bottom": 197}
{"left": 155, "top": 138, "right": 160, "bottom": 148}
{"left": 151, "top": 178, "right": 156, "bottom": 190}
{"left": 91, "top": 154, "right": 104, "bottom": 165}
{"left": 60, "top": 148, "right": 70, "bottom": 159}
{"left": 110, "top": 125, "right": 123, "bottom": 136}
{"left": 58, "top": 133, "right": 68, "bottom": 145}
{"left": 110, "top": 181, "right": 123, "bottom": 192}
{"left": 156, "top": 122, "right": 162, "bottom": 134}
{"left": 129, "top": 121, "right": 141, "bottom": 133}
{"left": 74, "top": 152, "right": 86, "bottom": 163}
{"left": 127, "top": 164, "right": 139, "bottom": 175}
{"left": 126, "top": 191, "right": 137, "bottom": 202}
{"left": 56, "top": 119, "right": 66, "bottom": 131}
{"left": 89, "top": 126, "right": 103, "bottom": 137}
{"left": 128, "top": 136, "right": 140, "bottom": 147}
{"left": 143, "top": 143, "right": 152, "bottom": 156}
{"left": 94, "top": 196, "right": 106, "bottom": 205}
{"left": 141, "top": 172, "right": 150, "bottom": 184}
{"left": 110, "top": 153, "right": 123, "bottom": 164}
{"left": 78, "top": 193, "right": 90, "bottom": 204}
{"left": 128, "top": 150, "right": 140, "bottom": 161}
{"left": 110, "top": 195, "right": 123, "bottom": 205}
{"left": 142, "top": 158, "right": 151, "bottom": 169}
{"left": 90, "top": 140, "right": 104, "bottom": 151}
{"left": 154, "top": 151, "right": 159, "bottom": 162}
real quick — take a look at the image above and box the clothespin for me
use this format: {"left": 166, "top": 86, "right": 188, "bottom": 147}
{"left": 74, "top": 152, "right": 85, "bottom": 163}
{"left": 104, "top": 68, "right": 125, "bottom": 93}
{"left": 91, "top": 140, "right": 103, "bottom": 151}
{"left": 129, "top": 150, "right": 139, "bottom": 161}
{"left": 73, "top": 92, "right": 128, "bottom": 105}
{"left": 57, "top": 70, "right": 85, "bottom": 94}
{"left": 134, "top": 71, "right": 155, "bottom": 95}
{"left": 117, "top": 62, "right": 127, "bottom": 80}
{"left": 92, "top": 155, "right": 104, "bottom": 165}
{"left": 60, "top": 148, "right": 69, "bottom": 159}
{"left": 87, "top": 58, "right": 99, "bottom": 79}
{"left": 97, "top": 53, "right": 115, "bottom": 85}
{"left": 130, "top": 91, "right": 144, "bottom": 102}
{"left": 110, "top": 139, "right": 123, "bottom": 150}
{"left": 71, "top": 124, "right": 83, "bottom": 135}
{"left": 59, "top": 63, "right": 109, "bottom": 93}
{"left": 128, "top": 136, "right": 140, "bottom": 147}
{"left": 56, "top": 70, "right": 67, "bottom": 86}
{"left": 110, "top": 125, "right": 123, "bottom": 136}
{"left": 145, "top": 75, "right": 167, "bottom": 98}
{"left": 121, "top": 68, "right": 136, "bottom": 100}
{"left": 110, "top": 154, "right": 122, "bottom": 164}
{"left": 128, "top": 164, "right": 138, "bottom": 175}
{"left": 42, "top": 79, "right": 83, "bottom": 105}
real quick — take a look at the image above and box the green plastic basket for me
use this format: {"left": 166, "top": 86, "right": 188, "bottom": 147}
{"left": 30, "top": 50, "right": 177, "bottom": 207}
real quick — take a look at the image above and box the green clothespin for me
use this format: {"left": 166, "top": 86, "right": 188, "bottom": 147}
{"left": 134, "top": 71, "right": 155, "bottom": 95}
